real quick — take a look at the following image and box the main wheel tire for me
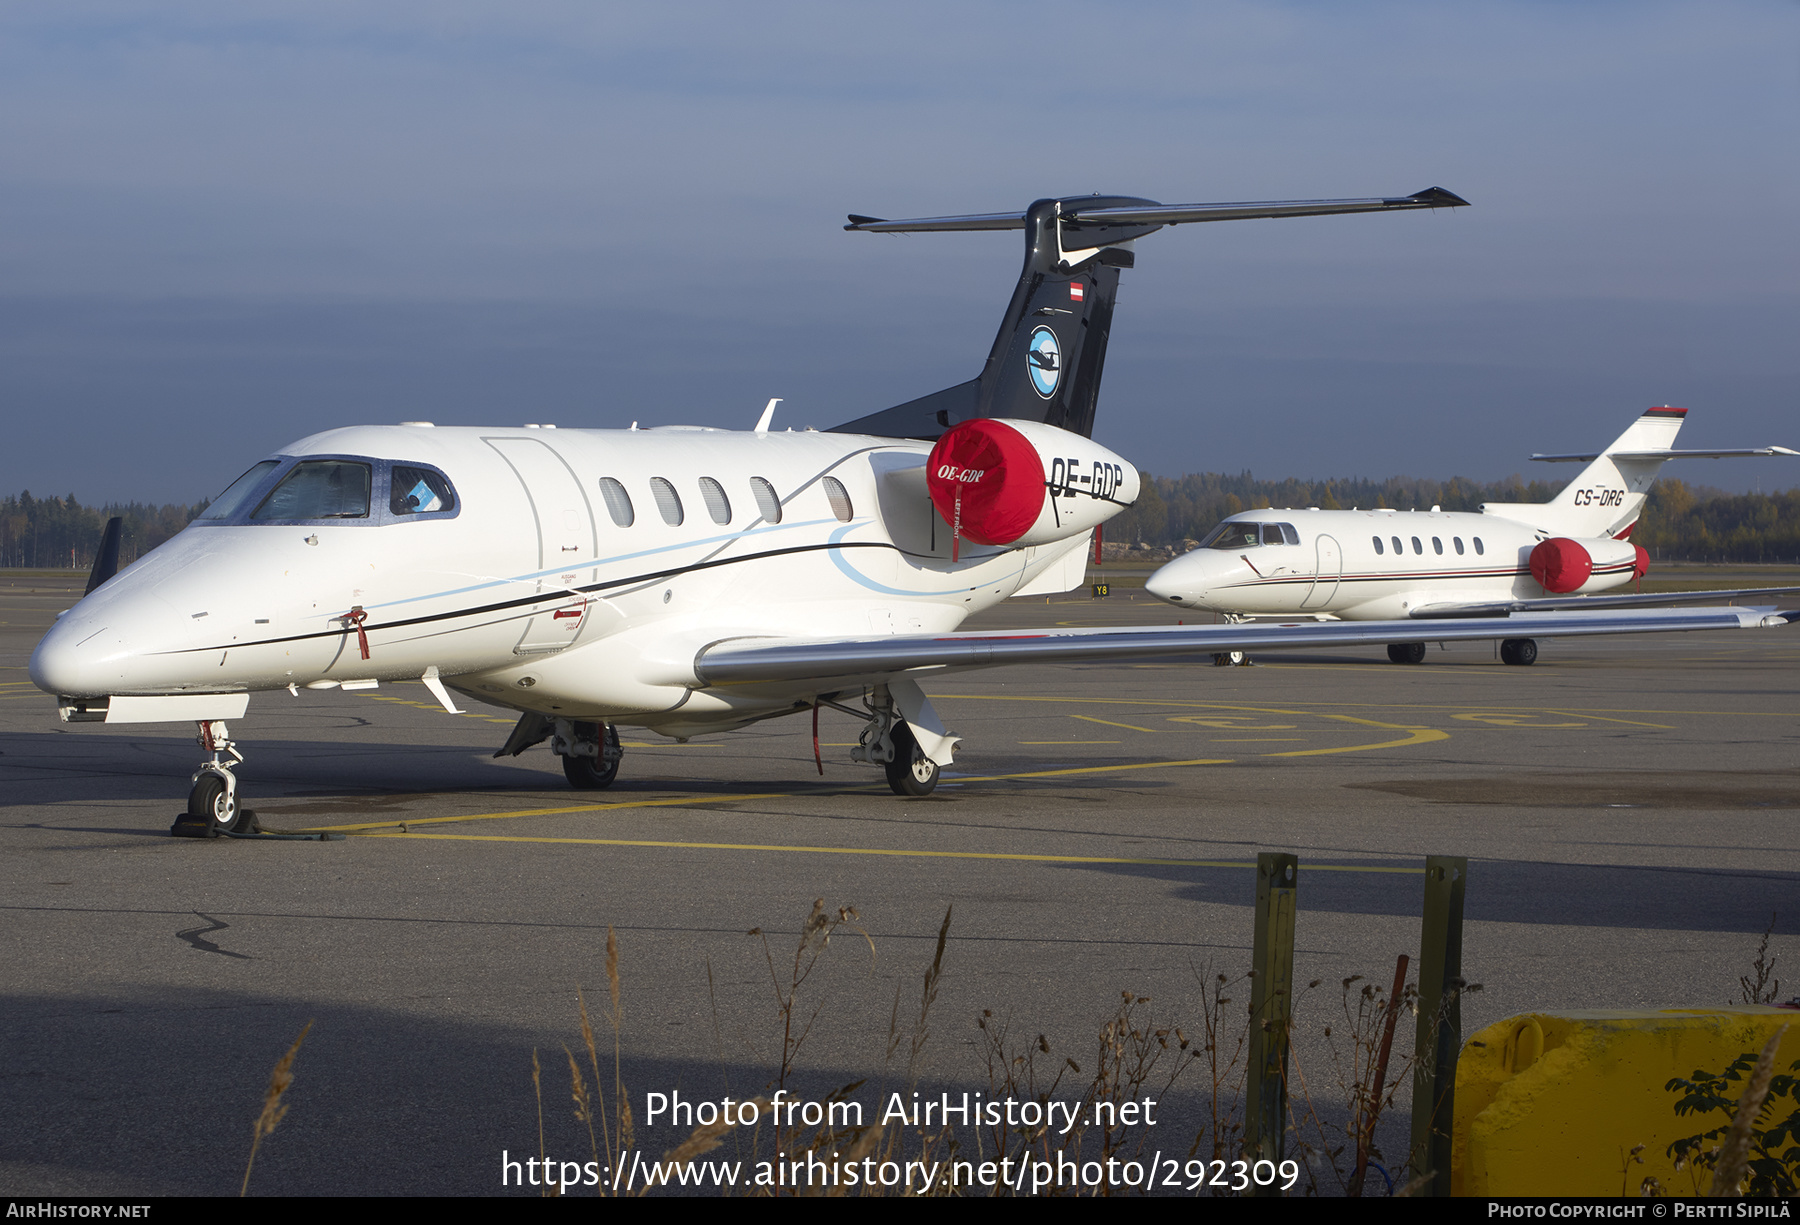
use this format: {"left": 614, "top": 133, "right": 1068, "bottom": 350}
{"left": 562, "top": 723, "right": 622, "bottom": 789}
{"left": 1212, "top": 651, "right": 1249, "bottom": 667}
{"left": 187, "top": 773, "right": 246, "bottom": 835}
{"left": 1500, "top": 638, "right": 1539, "bottom": 666}
{"left": 883, "top": 721, "right": 940, "bottom": 797}
{"left": 1387, "top": 642, "right": 1427, "bottom": 665}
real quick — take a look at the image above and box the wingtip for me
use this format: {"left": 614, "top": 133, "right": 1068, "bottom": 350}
{"left": 1410, "top": 186, "right": 1470, "bottom": 208}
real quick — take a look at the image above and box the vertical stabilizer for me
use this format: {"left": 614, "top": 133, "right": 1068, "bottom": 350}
{"left": 831, "top": 197, "right": 1151, "bottom": 441}
{"left": 1482, "top": 408, "right": 1687, "bottom": 537}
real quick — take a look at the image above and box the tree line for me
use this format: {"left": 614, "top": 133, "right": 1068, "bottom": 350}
{"left": 0, "top": 492, "right": 204, "bottom": 570}
{"left": 4, "top": 473, "right": 1798, "bottom": 570}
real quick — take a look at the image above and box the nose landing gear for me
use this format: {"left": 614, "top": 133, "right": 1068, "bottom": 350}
{"left": 179, "top": 720, "right": 255, "bottom": 836}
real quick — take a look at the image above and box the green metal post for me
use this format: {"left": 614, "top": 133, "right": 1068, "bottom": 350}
{"left": 1245, "top": 851, "right": 1297, "bottom": 1192}
{"left": 1408, "top": 854, "right": 1467, "bottom": 1196}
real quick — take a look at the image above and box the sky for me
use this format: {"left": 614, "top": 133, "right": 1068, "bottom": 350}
{"left": 2, "top": 1, "right": 1797, "bottom": 504}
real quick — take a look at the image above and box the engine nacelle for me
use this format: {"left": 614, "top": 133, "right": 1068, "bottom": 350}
{"left": 925, "top": 418, "right": 1140, "bottom": 548}
{"left": 1528, "top": 536, "right": 1647, "bottom": 594}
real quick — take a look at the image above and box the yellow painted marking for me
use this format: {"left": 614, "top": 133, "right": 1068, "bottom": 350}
{"left": 1540, "top": 710, "right": 1675, "bottom": 729}
{"left": 355, "top": 830, "right": 1424, "bottom": 873}
{"left": 1451, "top": 713, "right": 1587, "bottom": 728}
{"left": 1166, "top": 716, "right": 1297, "bottom": 729}
{"left": 1020, "top": 740, "right": 1119, "bottom": 744}
{"left": 1069, "top": 713, "right": 1163, "bottom": 734}
{"left": 298, "top": 791, "right": 791, "bottom": 833}
{"left": 1261, "top": 728, "right": 1449, "bottom": 757}
{"left": 955, "top": 757, "right": 1234, "bottom": 780}
{"left": 1213, "top": 737, "right": 1307, "bottom": 742}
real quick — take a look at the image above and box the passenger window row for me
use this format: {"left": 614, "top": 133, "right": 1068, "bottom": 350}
{"left": 1373, "top": 534, "right": 1485, "bottom": 557}
{"left": 595, "top": 475, "right": 853, "bottom": 529}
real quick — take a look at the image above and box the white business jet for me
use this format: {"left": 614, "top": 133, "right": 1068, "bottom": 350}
{"left": 1144, "top": 406, "right": 1798, "bottom": 664}
{"left": 29, "top": 189, "right": 1798, "bottom": 833}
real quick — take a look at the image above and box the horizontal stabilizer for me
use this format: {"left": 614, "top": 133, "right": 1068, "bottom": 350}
{"left": 844, "top": 187, "right": 1468, "bottom": 234}
{"left": 1533, "top": 446, "right": 1800, "bottom": 462}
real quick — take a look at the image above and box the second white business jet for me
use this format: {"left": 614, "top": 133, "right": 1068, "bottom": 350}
{"left": 1145, "top": 406, "right": 1798, "bottom": 664}
{"left": 29, "top": 189, "right": 1798, "bottom": 832}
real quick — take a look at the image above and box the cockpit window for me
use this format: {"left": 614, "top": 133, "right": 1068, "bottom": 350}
{"left": 197, "top": 461, "right": 280, "bottom": 520}
{"left": 390, "top": 466, "right": 455, "bottom": 515}
{"left": 1200, "top": 521, "right": 1296, "bottom": 550}
{"left": 252, "top": 461, "right": 372, "bottom": 520}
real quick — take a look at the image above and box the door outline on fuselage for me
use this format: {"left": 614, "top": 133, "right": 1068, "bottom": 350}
{"left": 485, "top": 437, "right": 599, "bottom": 654}
{"left": 1301, "top": 534, "right": 1341, "bottom": 609}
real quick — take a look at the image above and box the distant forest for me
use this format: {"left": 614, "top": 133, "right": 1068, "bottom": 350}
{"left": 3, "top": 473, "right": 1799, "bottom": 569}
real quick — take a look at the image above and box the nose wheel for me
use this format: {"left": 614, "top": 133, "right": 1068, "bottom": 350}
{"left": 178, "top": 721, "right": 254, "bottom": 836}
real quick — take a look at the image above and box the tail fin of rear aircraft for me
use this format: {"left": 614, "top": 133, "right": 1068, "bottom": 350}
{"left": 1484, "top": 407, "right": 1798, "bottom": 538}
{"left": 829, "top": 187, "right": 1469, "bottom": 441}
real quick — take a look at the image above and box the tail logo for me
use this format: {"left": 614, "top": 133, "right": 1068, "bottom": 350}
{"left": 1026, "top": 327, "right": 1062, "bottom": 399}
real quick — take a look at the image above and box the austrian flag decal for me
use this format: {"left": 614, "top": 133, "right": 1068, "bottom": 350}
{"left": 1069, "top": 282, "right": 1085, "bottom": 302}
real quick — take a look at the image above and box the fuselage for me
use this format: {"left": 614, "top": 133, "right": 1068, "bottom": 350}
{"left": 31, "top": 422, "right": 1116, "bottom": 737}
{"left": 1144, "top": 507, "right": 1638, "bottom": 619}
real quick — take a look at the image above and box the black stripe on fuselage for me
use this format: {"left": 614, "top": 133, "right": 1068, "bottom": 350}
{"left": 168, "top": 539, "right": 934, "bottom": 657}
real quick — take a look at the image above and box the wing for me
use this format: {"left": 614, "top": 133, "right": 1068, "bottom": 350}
{"left": 1408, "top": 587, "right": 1800, "bottom": 619}
{"left": 694, "top": 606, "right": 1797, "bottom": 688}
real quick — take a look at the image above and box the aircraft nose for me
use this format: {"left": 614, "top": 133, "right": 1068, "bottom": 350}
{"left": 29, "top": 613, "right": 129, "bottom": 697}
{"left": 1145, "top": 553, "right": 1208, "bottom": 606}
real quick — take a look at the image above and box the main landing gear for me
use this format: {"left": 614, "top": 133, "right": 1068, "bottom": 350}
{"left": 1499, "top": 638, "right": 1538, "bottom": 666}
{"left": 183, "top": 720, "right": 254, "bottom": 835}
{"left": 1386, "top": 639, "right": 1539, "bottom": 665}
{"left": 843, "top": 687, "right": 941, "bottom": 797}
{"left": 555, "top": 720, "right": 623, "bottom": 789}
{"left": 1212, "top": 651, "right": 1252, "bottom": 667}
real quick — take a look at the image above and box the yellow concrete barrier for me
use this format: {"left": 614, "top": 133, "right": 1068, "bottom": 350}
{"left": 1453, "top": 1007, "right": 1798, "bottom": 1196}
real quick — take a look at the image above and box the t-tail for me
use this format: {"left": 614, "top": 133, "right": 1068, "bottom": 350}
{"left": 1483, "top": 407, "right": 1798, "bottom": 538}
{"left": 829, "top": 187, "right": 1470, "bottom": 441}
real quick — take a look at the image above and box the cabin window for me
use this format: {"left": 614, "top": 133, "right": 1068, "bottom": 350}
{"left": 823, "top": 476, "right": 854, "bottom": 522}
{"left": 1411, "top": 536, "right": 1423, "bottom": 555}
{"left": 252, "top": 460, "right": 371, "bottom": 520}
{"left": 1454, "top": 537, "right": 1465, "bottom": 555}
{"left": 1373, "top": 536, "right": 1384, "bottom": 555}
{"left": 1391, "top": 536, "right": 1403, "bottom": 556}
{"left": 750, "top": 476, "right": 782, "bottom": 524}
{"left": 598, "top": 478, "right": 634, "bottom": 527}
{"left": 198, "top": 461, "right": 280, "bottom": 520}
{"left": 699, "top": 477, "right": 732, "bottom": 525}
{"left": 1474, "top": 537, "right": 1485, "bottom": 556}
{"left": 390, "top": 466, "right": 456, "bottom": 516}
{"left": 1432, "top": 536, "right": 1444, "bottom": 555}
{"left": 649, "top": 477, "right": 684, "bottom": 526}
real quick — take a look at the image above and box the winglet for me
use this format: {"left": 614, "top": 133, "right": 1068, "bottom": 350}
{"left": 754, "top": 398, "right": 781, "bottom": 433}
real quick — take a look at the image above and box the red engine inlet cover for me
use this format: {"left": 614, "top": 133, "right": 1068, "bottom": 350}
{"left": 1633, "top": 545, "right": 1649, "bottom": 580}
{"left": 1530, "top": 537, "right": 1594, "bottom": 593}
{"left": 926, "top": 420, "right": 1046, "bottom": 546}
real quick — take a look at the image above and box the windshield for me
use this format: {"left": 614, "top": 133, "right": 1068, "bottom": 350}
{"left": 1199, "top": 520, "right": 1298, "bottom": 549}
{"left": 196, "top": 461, "right": 280, "bottom": 521}
{"left": 252, "top": 460, "right": 372, "bottom": 520}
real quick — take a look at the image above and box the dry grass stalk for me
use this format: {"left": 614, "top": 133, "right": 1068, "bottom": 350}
{"left": 531, "top": 1048, "right": 550, "bottom": 1198}
{"left": 240, "top": 1019, "right": 313, "bottom": 1197}
{"left": 1740, "top": 913, "right": 1782, "bottom": 1005}
{"left": 1709, "top": 1025, "right": 1789, "bottom": 1196}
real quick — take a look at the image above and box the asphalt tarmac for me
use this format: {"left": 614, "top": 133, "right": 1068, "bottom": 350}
{"left": 3, "top": 571, "right": 1797, "bottom": 1196}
